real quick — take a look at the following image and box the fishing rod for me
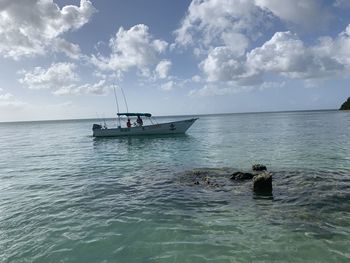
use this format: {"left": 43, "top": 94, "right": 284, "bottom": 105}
{"left": 113, "top": 85, "right": 121, "bottom": 128}
{"left": 120, "top": 86, "right": 129, "bottom": 114}
{"left": 96, "top": 112, "right": 107, "bottom": 128}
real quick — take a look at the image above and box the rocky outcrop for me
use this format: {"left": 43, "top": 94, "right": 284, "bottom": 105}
{"left": 178, "top": 164, "right": 273, "bottom": 194}
{"left": 339, "top": 97, "right": 350, "bottom": 110}
{"left": 179, "top": 168, "right": 233, "bottom": 188}
{"left": 230, "top": 172, "right": 254, "bottom": 180}
{"left": 252, "top": 164, "right": 267, "bottom": 171}
{"left": 253, "top": 172, "right": 272, "bottom": 193}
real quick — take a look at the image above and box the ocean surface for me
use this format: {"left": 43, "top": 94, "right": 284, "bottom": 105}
{"left": 0, "top": 110, "right": 350, "bottom": 262}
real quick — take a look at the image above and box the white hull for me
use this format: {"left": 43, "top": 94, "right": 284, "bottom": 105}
{"left": 93, "top": 118, "right": 198, "bottom": 137}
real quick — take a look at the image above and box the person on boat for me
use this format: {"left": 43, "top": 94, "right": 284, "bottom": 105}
{"left": 136, "top": 115, "right": 143, "bottom": 126}
{"left": 127, "top": 118, "right": 131, "bottom": 128}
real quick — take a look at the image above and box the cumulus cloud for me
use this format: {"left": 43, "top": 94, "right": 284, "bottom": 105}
{"left": 155, "top": 60, "right": 172, "bottom": 79}
{"left": 175, "top": 0, "right": 334, "bottom": 51}
{"left": 91, "top": 24, "right": 168, "bottom": 76}
{"left": 0, "top": 91, "right": 26, "bottom": 109}
{"left": 200, "top": 25, "right": 350, "bottom": 86}
{"left": 174, "top": 0, "right": 268, "bottom": 48}
{"left": 176, "top": 1, "right": 350, "bottom": 97}
{"left": 0, "top": 0, "right": 96, "bottom": 59}
{"left": 333, "top": 0, "right": 350, "bottom": 9}
{"left": 255, "top": 0, "right": 331, "bottom": 30}
{"left": 189, "top": 85, "right": 228, "bottom": 97}
{"left": 189, "top": 84, "right": 253, "bottom": 97}
{"left": 185, "top": 21, "right": 350, "bottom": 97}
{"left": 0, "top": 97, "right": 81, "bottom": 122}
{"left": 19, "top": 62, "right": 111, "bottom": 96}
{"left": 247, "top": 31, "right": 345, "bottom": 79}
{"left": 0, "top": 92, "right": 13, "bottom": 100}
{"left": 188, "top": 81, "right": 284, "bottom": 97}
{"left": 200, "top": 46, "right": 261, "bottom": 85}
{"left": 160, "top": 80, "right": 176, "bottom": 91}
{"left": 192, "top": 75, "right": 202, "bottom": 82}
{"left": 19, "top": 63, "right": 78, "bottom": 90}
{"left": 317, "top": 24, "right": 350, "bottom": 67}
{"left": 52, "top": 38, "right": 82, "bottom": 60}
{"left": 54, "top": 80, "right": 112, "bottom": 96}
{"left": 259, "top": 81, "right": 286, "bottom": 90}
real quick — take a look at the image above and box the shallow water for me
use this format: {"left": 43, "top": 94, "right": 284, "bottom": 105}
{"left": 0, "top": 110, "right": 350, "bottom": 262}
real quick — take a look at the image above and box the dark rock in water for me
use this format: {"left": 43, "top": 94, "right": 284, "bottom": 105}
{"left": 339, "top": 97, "right": 350, "bottom": 110}
{"left": 253, "top": 172, "right": 272, "bottom": 193}
{"left": 179, "top": 168, "right": 234, "bottom": 188}
{"left": 179, "top": 167, "right": 273, "bottom": 194}
{"left": 252, "top": 164, "right": 267, "bottom": 171}
{"left": 230, "top": 172, "right": 254, "bottom": 180}
{"left": 204, "top": 176, "right": 211, "bottom": 184}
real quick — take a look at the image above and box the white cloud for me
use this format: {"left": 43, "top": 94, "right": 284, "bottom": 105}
{"left": 0, "top": 0, "right": 96, "bottom": 59}
{"left": 200, "top": 25, "right": 350, "bottom": 89}
{"left": 0, "top": 92, "right": 13, "bottom": 100}
{"left": 247, "top": 31, "right": 346, "bottom": 79}
{"left": 54, "top": 80, "right": 112, "bottom": 96}
{"left": 160, "top": 81, "right": 176, "bottom": 91}
{"left": 0, "top": 91, "right": 26, "bottom": 109}
{"left": 303, "top": 79, "right": 323, "bottom": 89}
{"left": 177, "top": 2, "right": 350, "bottom": 97}
{"left": 155, "top": 60, "right": 172, "bottom": 79}
{"left": 192, "top": 75, "right": 202, "bottom": 82}
{"left": 317, "top": 24, "right": 350, "bottom": 68}
{"left": 19, "top": 62, "right": 111, "bottom": 96}
{"left": 0, "top": 97, "right": 82, "bottom": 122}
{"left": 0, "top": 99, "right": 27, "bottom": 109}
{"left": 221, "top": 32, "right": 250, "bottom": 56}
{"left": 91, "top": 24, "right": 168, "bottom": 75}
{"left": 200, "top": 46, "right": 260, "bottom": 85}
{"left": 259, "top": 81, "right": 286, "bottom": 90}
{"left": 189, "top": 85, "right": 226, "bottom": 97}
{"left": 333, "top": 0, "right": 350, "bottom": 9}
{"left": 189, "top": 84, "right": 253, "bottom": 97}
{"left": 19, "top": 62, "right": 78, "bottom": 90}
{"left": 52, "top": 38, "right": 82, "bottom": 60}
{"left": 174, "top": 0, "right": 271, "bottom": 48}
{"left": 255, "top": 0, "right": 331, "bottom": 30}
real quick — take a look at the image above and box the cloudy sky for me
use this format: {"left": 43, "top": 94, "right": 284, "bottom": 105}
{"left": 1, "top": 0, "right": 350, "bottom": 121}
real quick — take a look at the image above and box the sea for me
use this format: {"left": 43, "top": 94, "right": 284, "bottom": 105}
{"left": 0, "top": 110, "right": 349, "bottom": 262}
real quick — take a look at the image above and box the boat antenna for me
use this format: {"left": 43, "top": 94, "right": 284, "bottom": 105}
{"left": 120, "top": 86, "right": 129, "bottom": 113}
{"left": 96, "top": 112, "right": 102, "bottom": 126}
{"left": 113, "top": 85, "right": 121, "bottom": 128}
{"left": 102, "top": 114, "right": 107, "bottom": 128}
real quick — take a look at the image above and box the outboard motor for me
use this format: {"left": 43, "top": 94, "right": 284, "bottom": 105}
{"left": 92, "top": 124, "right": 102, "bottom": 130}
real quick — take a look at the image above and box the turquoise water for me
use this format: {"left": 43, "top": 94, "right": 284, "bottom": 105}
{"left": 0, "top": 110, "right": 350, "bottom": 262}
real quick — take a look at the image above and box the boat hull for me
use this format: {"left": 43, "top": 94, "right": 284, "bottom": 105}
{"left": 92, "top": 118, "right": 198, "bottom": 137}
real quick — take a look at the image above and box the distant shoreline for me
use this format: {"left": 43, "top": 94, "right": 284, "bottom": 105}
{"left": 0, "top": 108, "right": 340, "bottom": 124}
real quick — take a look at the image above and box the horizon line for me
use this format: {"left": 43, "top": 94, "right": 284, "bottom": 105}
{"left": 0, "top": 108, "right": 339, "bottom": 124}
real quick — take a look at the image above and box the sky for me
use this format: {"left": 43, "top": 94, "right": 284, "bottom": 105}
{"left": 0, "top": 0, "right": 350, "bottom": 122}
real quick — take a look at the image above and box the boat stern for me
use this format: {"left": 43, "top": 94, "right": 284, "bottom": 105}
{"left": 92, "top": 123, "right": 102, "bottom": 137}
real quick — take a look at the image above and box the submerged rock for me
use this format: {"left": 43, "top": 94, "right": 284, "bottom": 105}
{"left": 253, "top": 172, "right": 272, "bottom": 193}
{"left": 252, "top": 164, "right": 267, "bottom": 172}
{"left": 178, "top": 167, "right": 274, "bottom": 195}
{"left": 179, "top": 168, "right": 233, "bottom": 188}
{"left": 230, "top": 172, "right": 254, "bottom": 180}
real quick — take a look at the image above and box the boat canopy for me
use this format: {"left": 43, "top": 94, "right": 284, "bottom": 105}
{"left": 117, "top": 112, "right": 152, "bottom": 117}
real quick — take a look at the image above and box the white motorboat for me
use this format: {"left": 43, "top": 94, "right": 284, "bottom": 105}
{"left": 92, "top": 112, "right": 198, "bottom": 137}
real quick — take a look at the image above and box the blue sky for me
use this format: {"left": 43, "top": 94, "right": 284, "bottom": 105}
{"left": 0, "top": 0, "right": 350, "bottom": 121}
